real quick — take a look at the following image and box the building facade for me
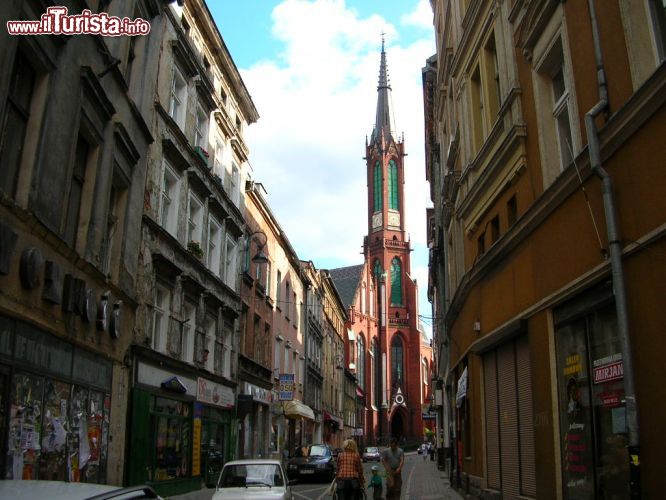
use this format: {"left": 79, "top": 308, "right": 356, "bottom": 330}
{"left": 426, "top": 0, "right": 666, "bottom": 498}
{"left": 331, "top": 41, "right": 432, "bottom": 447}
{"left": 127, "top": 1, "right": 258, "bottom": 495}
{"left": 0, "top": 0, "right": 164, "bottom": 487}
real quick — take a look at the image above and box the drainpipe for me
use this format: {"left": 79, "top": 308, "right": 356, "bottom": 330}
{"left": 584, "top": 1, "right": 640, "bottom": 497}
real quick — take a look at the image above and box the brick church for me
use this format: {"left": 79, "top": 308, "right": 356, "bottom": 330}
{"left": 330, "top": 40, "right": 433, "bottom": 446}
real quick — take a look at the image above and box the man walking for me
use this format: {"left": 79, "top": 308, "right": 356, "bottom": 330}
{"left": 381, "top": 437, "right": 404, "bottom": 499}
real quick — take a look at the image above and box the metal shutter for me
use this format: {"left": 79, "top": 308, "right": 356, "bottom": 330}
{"left": 498, "top": 342, "right": 520, "bottom": 499}
{"left": 516, "top": 335, "right": 536, "bottom": 497}
{"left": 484, "top": 351, "right": 501, "bottom": 490}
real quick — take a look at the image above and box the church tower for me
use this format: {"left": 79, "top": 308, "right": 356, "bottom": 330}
{"left": 364, "top": 38, "right": 422, "bottom": 441}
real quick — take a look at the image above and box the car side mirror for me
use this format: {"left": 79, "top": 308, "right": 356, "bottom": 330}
{"left": 288, "top": 479, "right": 298, "bottom": 486}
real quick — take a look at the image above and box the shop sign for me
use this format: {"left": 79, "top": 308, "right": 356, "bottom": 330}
{"left": 192, "top": 403, "right": 202, "bottom": 476}
{"left": 278, "top": 374, "right": 294, "bottom": 401}
{"left": 245, "top": 382, "right": 272, "bottom": 405}
{"left": 597, "top": 391, "right": 622, "bottom": 408}
{"left": 137, "top": 362, "right": 197, "bottom": 395}
{"left": 593, "top": 360, "right": 623, "bottom": 384}
{"left": 197, "top": 377, "right": 234, "bottom": 408}
{"left": 422, "top": 413, "right": 436, "bottom": 420}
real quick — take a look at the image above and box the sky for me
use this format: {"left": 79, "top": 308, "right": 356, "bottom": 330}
{"left": 209, "top": 0, "right": 436, "bottom": 336}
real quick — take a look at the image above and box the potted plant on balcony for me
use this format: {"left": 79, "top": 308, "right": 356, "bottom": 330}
{"left": 187, "top": 240, "right": 204, "bottom": 259}
{"left": 194, "top": 146, "right": 210, "bottom": 166}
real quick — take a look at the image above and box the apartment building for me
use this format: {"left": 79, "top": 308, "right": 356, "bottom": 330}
{"left": 425, "top": 0, "right": 666, "bottom": 498}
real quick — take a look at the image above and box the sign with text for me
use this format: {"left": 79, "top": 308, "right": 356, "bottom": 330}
{"left": 278, "top": 373, "right": 295, "bottom": 401}
{"left": 197, "top": 377, "right": 235, "bottom": 408}
{"left": 593, "top": 360, "right": 624, "bottom": 385}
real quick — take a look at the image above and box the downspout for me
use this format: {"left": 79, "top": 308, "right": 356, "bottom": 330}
{"left": 584, "top": 1, "right": 640, "bottom": 497}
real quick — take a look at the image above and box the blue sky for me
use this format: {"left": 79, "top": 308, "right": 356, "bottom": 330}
{"left": 209, "top": 0, "right": 436, "bottom": 335}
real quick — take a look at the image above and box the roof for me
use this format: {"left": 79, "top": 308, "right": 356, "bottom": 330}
{"left": 328, "top": 264, "right": 364, "bottom": 310}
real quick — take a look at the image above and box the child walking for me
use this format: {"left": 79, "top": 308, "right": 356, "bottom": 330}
{"left": 368, "top": 465, "right": 383, "bottom": 499}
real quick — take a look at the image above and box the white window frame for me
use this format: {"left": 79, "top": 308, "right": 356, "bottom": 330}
{"left": 152, "top": 284, "right": 170, "bottom": 353}
{"left": 187, "top": 192, "right": 204, "bottom": 248}
{"left": 169, "top": 66, "right": 187, "bottom": 129}
{"left": 159, "top": 160, "right": 180, "bottom": 238}
{"left": 224, "top": 235, "right": 238, "bottom": 289}
{"left": 207, "top": 216, "right": 222, "bottom": 276}
{"left": 230, "top": 163, "right": 240, "bottom": 206}
{"left": 194, "top": 104, "right": 208, "bottom": 150}
{"left": 182, "top": 302, "right": 196, "bottom": 363}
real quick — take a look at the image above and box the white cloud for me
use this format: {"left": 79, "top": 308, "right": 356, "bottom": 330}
{"left": 400, "top": 0, "right": 434, "bottom": 30}
{"left": 241, "top": 0, "right": 435, "bottom": 299}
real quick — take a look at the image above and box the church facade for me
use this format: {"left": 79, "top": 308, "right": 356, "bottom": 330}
{"left": 330, "top": 42, "right": 432, "bottom": 446}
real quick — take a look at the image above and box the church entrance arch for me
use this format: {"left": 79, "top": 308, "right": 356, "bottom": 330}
{"left": 390, "top": 408, "right": 406, "bottom": 440}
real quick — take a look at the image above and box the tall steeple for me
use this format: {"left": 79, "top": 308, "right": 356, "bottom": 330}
{"left": 371, "top": 35, "right": 395, "bottom": 144}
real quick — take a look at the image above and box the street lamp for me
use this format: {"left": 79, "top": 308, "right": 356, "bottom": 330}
{"left": 249, "top": 230, "right": 269, "bottom": 264}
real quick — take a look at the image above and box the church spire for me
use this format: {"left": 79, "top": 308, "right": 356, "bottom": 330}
{"left": 372, "top": 35, "right": 395, "bottom": 144}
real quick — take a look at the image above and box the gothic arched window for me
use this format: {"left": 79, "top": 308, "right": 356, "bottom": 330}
{"left": 388, "top": 159, "right": 399, "bottom": 210}
{"left": 357, "top": 334, "right": 365, "bottom": 391}
{"left": 391, "top": 336, "right": 404, "bottom": 389}
{"left": 373, "top": 161, "right": 382, "bottom": 212}
{"left": 390, "top": 257, "right": 402, "bottom": 305}
{"left": 373, "top": 259, "right": 382, "bottom": 281}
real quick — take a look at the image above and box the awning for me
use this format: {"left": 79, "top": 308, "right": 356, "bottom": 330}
{"left": 283, "top": 400, "right": 315, "bottom": 420}
{"left": 323, "top": 411, "right": 343, "bottom": 427}
{"left": 456, "top": 367, "right": 468, "bottom": 408}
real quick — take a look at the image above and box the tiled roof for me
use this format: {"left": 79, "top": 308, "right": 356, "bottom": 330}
{"left": 328, "top": 264, "right": 364, "bottom": 310}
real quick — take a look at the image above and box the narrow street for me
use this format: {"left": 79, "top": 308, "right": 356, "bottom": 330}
{"left": 170, "top": 452, "right": 462, "bottom": 500}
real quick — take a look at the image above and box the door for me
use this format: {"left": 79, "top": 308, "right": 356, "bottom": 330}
{"left": 202, "top": 421, "right": 224, "bottom": 487}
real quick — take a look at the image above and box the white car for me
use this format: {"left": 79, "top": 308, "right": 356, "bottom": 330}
{"left": 214, "top": 459, "right": 293, "bottom": 500}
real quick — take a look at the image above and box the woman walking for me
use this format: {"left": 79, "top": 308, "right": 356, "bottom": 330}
{"left": 336, "top": 439, "right": 365, "bottom": 500}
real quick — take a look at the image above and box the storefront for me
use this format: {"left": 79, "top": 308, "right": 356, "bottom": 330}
{"left": 237, "top": 382, "right": 271, "bottom": 459}
{"left": 554, "top": 284, "right": 629, "bottom": 499}
{"left": 0, "top": 315, "right": 112, "bottom": 483}
{"left": 127, "top": 354, "right": 235, "bottom": 497}
{"left": 323, "top": 411, "right": 343, "bottom": 447}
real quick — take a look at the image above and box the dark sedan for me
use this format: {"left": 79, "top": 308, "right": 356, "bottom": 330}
{"left": 286, "top": 444, "right": 336, "bottom": 482}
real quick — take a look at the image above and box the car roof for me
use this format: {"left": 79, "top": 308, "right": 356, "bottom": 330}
{"left": 223, "top": 459, "right": 283, "bottom": 466}
{"left": 0, "top": 481, "right": 122, "bottom": 500}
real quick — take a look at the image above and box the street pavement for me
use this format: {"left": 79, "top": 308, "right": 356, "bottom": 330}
{"left": 167, "top": 452, "right": 462, "bottom": 500}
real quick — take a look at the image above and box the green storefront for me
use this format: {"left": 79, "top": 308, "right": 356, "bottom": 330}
{"left": 128, "top": 355, "right": 236, "bottom": 497}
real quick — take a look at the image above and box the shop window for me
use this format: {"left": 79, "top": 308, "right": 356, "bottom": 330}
{"left": 0, "top": 49, "right": 36, "bottom": 196}
{"left": 150, "top": 397, "right": 191, "bottom": 481}
{"left": 555, "top": 300, "right": 629, "bottom": 499}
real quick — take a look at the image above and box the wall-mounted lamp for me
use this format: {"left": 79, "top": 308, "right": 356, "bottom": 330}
{"left": 249, "top": 230, "right": 269, "bottom": 264}
{"left": 473, "top": 320, "right": 481, "bottom": 334}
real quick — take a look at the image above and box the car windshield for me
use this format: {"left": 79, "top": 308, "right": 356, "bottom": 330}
{"left": 308, "top": 445, "right": 329, "bottom": 457}
{"left": 365, "top": 447, "right": 378, "bottom": 453}
{"left": 219, "top": 464, "right": 284, "bottom": 488}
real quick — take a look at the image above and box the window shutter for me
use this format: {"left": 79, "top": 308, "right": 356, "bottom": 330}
{"left": 483, "top": 351, "right": 501, "bottom": 490}
{"left": 517, "top": 335, "right": 536, "bottom": 496}
{"left": 498, "top": 342, "right": 520, "bottom": 499}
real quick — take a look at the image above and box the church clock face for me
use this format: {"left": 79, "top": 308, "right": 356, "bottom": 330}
{"left": 388, "top": 211, "right": 400, "bottom": 227}
{"left": 372, "top": 212, "right": 383, "bottom": 229}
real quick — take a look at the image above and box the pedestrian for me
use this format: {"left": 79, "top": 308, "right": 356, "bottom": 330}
{"left": 367, "top": 465, "right": 383, "bottom": 499}
{"left": 429, "top": 442, "right": 435, "bottom": 462}
{"left": 336, "top": 438, "right": 365, "bottom": 500}
{"left": 381, "top": 437, "right": 404, "bottom": 500}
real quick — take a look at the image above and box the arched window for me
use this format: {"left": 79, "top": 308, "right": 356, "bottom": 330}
{"left": 357, "top": 335, "right": 365, "bottom": 390}
{"left": 373, "top": 259, "right": 382, "bottom": 281}
{"left": 388, "top": 160, "right": 399, "bottom": 210}
{"left": 391, "top": 336, "right": 404, "bottom": 389}
{"left": 369, "top": 285, "right": 374, "bottom": 317}
{"left": 360, "top": 283, "right": 366, "bottom": 314}
{"left": 372, "top": 339, "right": 380, "bottom": 408}
{"left": 390, "top": 257, "right": 402, "bottom": 305}
{"left": 373, "top": 161, "right": 382, "bottom": 212}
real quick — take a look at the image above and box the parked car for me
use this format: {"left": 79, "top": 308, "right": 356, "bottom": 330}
{"left": 214, "top": 459, "right": 293, "bottom": 500}
{"left": 0, "top": 481, "right": 161, "bottom": 500}
{"left": 362, "top": 446, "right": 381, "bottom": 462}
{"left": 287, "top": 444, "right": 336, "bottom": 482}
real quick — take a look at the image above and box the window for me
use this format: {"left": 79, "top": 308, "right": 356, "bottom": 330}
{"left": 102, "top": 173, "right": 128, "bottom": 276}
{"left": 285, "top": 282, "right": 291, "bottom": 319}
{"left": 390, "top": 257, "right": 402, "bottom": 305}
{"left": 265, "top": 261, "right": 272, "bottom": 297}
{"left": 373, "top": 259, "right": 382, "bottom": 280}
{"left": 292, "top": 292, "right": 297, "bottom": 324}
{"left": 276, "top": 271, "right": 282, "bottom": 304}
{"left": 470, "top": 66, "right": 483, "bottom": 154}
{"left": 649, "top": 0, "right": 666, "bottom": 60}
{"left": 224, "top": 236, "right": 237, "bottom": 289}
{"left": 221, "top": 319, "right": 233, "bottom": 378}
{"left": 152, "top": 285, "right": 170, "bottom": 353}
{"left": 369, "top": 285, "right": 375, "bottom": 317}
{"left": 64, "top": 135, "right": 90, "bottom": 247}
{"left": 187, "top": 192, "right": 204, "bottom": 249}
{"left": 483, "top": 32, "right": 501, "bottom": 121}
{"left": 551, "top": 65, "right": 573, "bottom": 169}
{"left": 159, "top": 161, "right": 180, "bottom": 238}
{"left": 478, "top": 233, "right": 486, "bottom": 257}
{"left": 230, "top": 163, "right": 240, "bottom": 206}
{"left": 214, "top": 138, "right": 224, "bottom": 176}
{"left": 373, "top": 161, "right": 382, "bottom": 212}
{"left": 357, "top": 335, "right": 365, "bottom": 391}
{"left": 207, "top": 217, "right": 222, "bottom": 276}
{"left": 194, "top": 105, "right": 208, "bottom": 150}
{"left": 507, "top": 195, "right": 517, "bottom": 226}
{"left": 360, "top": 284, "right": 366, "bottom": 314}
{"left": 169, "top": 66, "right": 187, "bottom": 129}
{"left": 0, "top": 50, "right": 36, "bottom": 195}
{"left": 388, "top": 160, "right": 399, "bottom": 210}
{"left": 181, "top": 302, "right": 196, "bottom": 362}
{"left": 390, "top": 336, "right": 403, "bottom": 389}
{"left": 490, "top": 215, "right": 500, "bottom": 244}
{"left": 274, "top": 335, "right": 282, "bottom": 373}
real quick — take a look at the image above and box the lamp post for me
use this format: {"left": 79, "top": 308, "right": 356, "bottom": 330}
{"left": 248, "top": 230, "right": 269, "bottom": 264}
